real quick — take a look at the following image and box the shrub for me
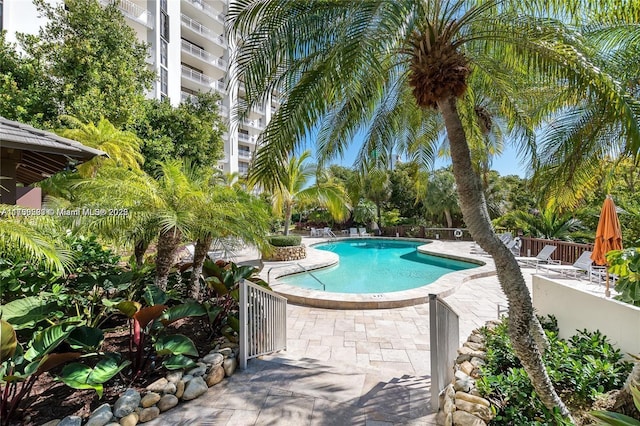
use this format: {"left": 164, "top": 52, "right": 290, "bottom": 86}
{"left": 268, "top": 235, "right": 302, "bottom": 247}
{"left": 477, "top": 316, "right": 632, "bottom": 425}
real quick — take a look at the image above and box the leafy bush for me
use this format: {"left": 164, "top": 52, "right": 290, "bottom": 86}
{"left": 607, "top": 248, "right": 640, "bottom": 307}
{"left": 477, "top": 316, "right": 632, "bottom": 425}
{"left": 268, "top": 235, "right": 302, "bottom": 247}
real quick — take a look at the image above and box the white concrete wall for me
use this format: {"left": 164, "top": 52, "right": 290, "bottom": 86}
{"left": 532, "top": 275, "right": 640, "bottom": 357}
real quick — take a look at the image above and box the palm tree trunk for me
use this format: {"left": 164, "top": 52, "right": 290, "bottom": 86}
{"left": 155, "top": 227, "right": 183, "bottom": 290}
{"left": 437, "top": 97, "right": 572, "bottom": 419}
{"left": 376, "top": 202, "right": 382, "bottom": 234}
{"left": 444, "top": 209, "right": 453, "bottom": 228}
{"left": 189, "top": 235, "right": 212, "bottom": 301}
{"left": 614, "top": 361, "right": 640, "bottom": 412}
{"left": 134, "top": 240, "right": 149, "bottom": 267}
{"left": 283, "top": 203, "right": 292, "bottom": 236}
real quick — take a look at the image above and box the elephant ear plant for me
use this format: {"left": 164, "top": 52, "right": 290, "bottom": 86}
{"left": 114, "top": 284, "right": 207, "bottom": 382}
{"left": 201, "top": 259, "right": 271, "bottom": 341}
{"left": 0, "top": 318, "right": 128, "bottom": 426}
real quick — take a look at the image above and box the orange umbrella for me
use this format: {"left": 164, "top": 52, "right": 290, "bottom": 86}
{"left": 591, "top": 195, "right": 623, "bottom": 296}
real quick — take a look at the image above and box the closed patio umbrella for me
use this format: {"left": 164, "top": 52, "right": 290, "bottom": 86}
{"left": 591, "top": 195, "right": 623, "bottom": 297}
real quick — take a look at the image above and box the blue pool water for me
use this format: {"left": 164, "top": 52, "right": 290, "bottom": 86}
{"left": 281, "top": 239, "right": 478, "bottom": 293}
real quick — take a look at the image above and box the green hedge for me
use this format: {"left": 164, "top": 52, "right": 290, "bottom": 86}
{"left": 268, "top": 235, "right": 302, "bottom": 247}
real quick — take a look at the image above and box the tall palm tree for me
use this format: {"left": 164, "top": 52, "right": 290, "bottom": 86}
{"left": 264, "top": 150, "right": 350, "bottom": 235}
{"left": 229, "top": 0, "right": 640, "bottom": 417}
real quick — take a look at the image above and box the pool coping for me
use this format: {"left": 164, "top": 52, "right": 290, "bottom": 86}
{"left": 263, "top": 238, "right": 497, "bottom": 309}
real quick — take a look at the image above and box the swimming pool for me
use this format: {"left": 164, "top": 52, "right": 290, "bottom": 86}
{"left": 281, "top": 239, "right": 479, "bottom": 293}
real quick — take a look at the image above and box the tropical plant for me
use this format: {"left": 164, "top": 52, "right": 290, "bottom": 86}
{"left": 261, "top": 150, "right": 350, "bottom": 235}
{"left": 0, "top": 319, "right": 128, "bottom": 425}
{"left": 56, "top": 116, "right": 144, "bottom": 177}
{"left": 228, "top": 0, "right": 640, "bottom": 418}
{"left": 607, "top": 248, "right": 640, "bottom": 307}
{"left": 421, "top": 168, "right": 460, "bottom": 228}
{"left": 497, "top": 201, "right": 586, "bottom": 241}
{"left": 200, "top": 260, "right": 270, "bottom": 340}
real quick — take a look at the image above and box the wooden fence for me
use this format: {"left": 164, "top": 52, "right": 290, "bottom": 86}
{"left": 518, "top": 237, "right": 593, "bottom": 265}
{"left": 379, "top": 227, "right": 592, "bottom": 265}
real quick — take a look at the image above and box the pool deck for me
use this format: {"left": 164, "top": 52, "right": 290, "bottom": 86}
{"left": 150, "top": 238, "right": 521, "bottom": 425}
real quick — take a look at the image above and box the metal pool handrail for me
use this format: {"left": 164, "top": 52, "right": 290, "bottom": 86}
{"left": 267, "top": 262, "right": 326, "bottom": 291}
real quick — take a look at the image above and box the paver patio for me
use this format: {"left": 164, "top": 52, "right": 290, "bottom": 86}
{"left": 148, "top": 240, "right": 533, "bottom": 425}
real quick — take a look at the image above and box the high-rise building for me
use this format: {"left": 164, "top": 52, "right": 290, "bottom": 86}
{"left": 2, "top": 0, "right": 275, "bottom": 175}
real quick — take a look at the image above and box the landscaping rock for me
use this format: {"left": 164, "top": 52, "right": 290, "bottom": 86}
{"left": 467, "top": 334, "right": 484, "bottom": 344}
{"left": 459, "top": 360, "right": 475, "bottom": 376}
{"left": 146, "top": 378, "right": 168, "bottom": 392}
{"left": 454, "top": 377, "right": 474, "bottom": 393}
{"left": 113, "top": 389, "right": 141, "bottom": 418}
{"left": 443, "top": 384, "right": 456, "bottom": 414}
{"left": 181, "top": 374, "right": 194, "bottom": 383}
{"left": 455, "top": 398, "right": 492, "bottom": 422}
{"left": 463, "top": 341, "right": 484, "bottom": 351}
{"left": 181, "top": 376, "right": 208, "bottom": 400}
{"left": 175, "top": 380, "right": 186, "bottom": 399}
{"left": 58, "top": 416, "right": 82, "bottom": 426}
{"left": 138, "top": 407, "right": 160, "bottom": 423}
{"left": 165, "top": 371, "right": 182, "bottom": 383}
{"left": 218, "top": 348, "right": 233, "bottom": 358}
{"left": 140, "top": 392, "right": 161, "bottom": 408}
{"left": 455, "top": 392, "right": 490, "bottom": 407}
{"left": 202, "top": 353, "right": 224, "bottom": 366}
{"left": 223, "top": 357, "right": 237, "bottom": 376}
{"left": 205, "top": 365, "right": 225, "bottom": 386}
{"left": 163, "top": 382, "right": 177, "bottom": 394}
{"left": 187, "top": 366, "right": 207, "bottom": 377}
{"left": 118, "top": 412, "right": 139, "bottom": 426}
{"left": 220, "top": 342, "right": 239, "bottom": 349}
{"left": 158, "top": 394, "right": 179, "bottom": 412}
{"left": 40, "top": 421, "right": 61, "bottom": 426}
{"left": 452, "top": 408, "right": 487, "bottom": 425}
{"left": 86, "top": 403, "right": 113, "bottom": 426}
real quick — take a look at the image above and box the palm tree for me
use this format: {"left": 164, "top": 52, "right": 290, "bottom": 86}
{"left": 422, "top": 168, "right": 460, "bottom": 227}
{"left": 56, "top": 116, "right": 144, "bottom": 177}
{"left": 0, "top": 214, "right": 71, "bottom": 273}
{"left": 264, "top": 150, "right": 350, "bottom": 235}
{"left": 229, "top": 0, "right": 640, "bottom": 417}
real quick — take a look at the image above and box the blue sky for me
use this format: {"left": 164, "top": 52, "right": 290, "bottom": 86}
{"left": 305, "top": 133, "right": 529, "bottom": 178}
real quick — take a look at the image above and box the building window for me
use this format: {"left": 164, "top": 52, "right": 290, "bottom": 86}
{"left": 160, "top": 0, "right": 167, "bottom": 12}
{"left": 160, "top": 67, "right": 168, "bottom": 96}
{"left": 160, "top": 12, "right": 169, "bottom": 42}
{"left": 160, "top": 39, "right": 168, "bottom": 67}
{"left": 0, "top": 0, "right": 3, "bottom": 31}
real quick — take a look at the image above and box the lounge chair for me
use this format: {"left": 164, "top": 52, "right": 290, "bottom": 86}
{"left": 536, "top": 251, "right": 603, "bottom": 282}
{"left": 310, "top": 227, "right": 321, "bottom": 237}
{"left": 322, "top": 227, "right": 336, "bottom": 238}
{"left": 515, "top": 245, "right": 557, "bottom": 267}
{"left": 358, "top": 227, "right": 370, "bottom": 237}
{"left": 349, "top": 227, "right": 359, "bottom": 237}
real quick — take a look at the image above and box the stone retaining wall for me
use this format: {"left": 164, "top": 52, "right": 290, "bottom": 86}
{"left": 437, "top": 321, "right": 500, "bottom": 426}
{"left": 264, "top": 245, "right": 306, "bottom": 261}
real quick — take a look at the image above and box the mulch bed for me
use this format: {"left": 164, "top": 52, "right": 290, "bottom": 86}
{"left": 14, "top": 317, "right": 215, "bottom": 426}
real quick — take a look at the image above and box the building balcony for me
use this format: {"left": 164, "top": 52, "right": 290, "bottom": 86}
{"left": 181, "top": 14, "right": 227, "bottom": 48}
{"left": 181, "top": 91, "right": 196, "bottom": 103}
{"left": 100, "top": 0, "right": 154, "bottom": 29}
{"left": 237, "top": 133, "right": 257, "bottom": 144}
{"left": 213, "top": 80, "right": 227, "bottom": 95}
{"left": 181, "top": 65, "right": 213, "bottom": 88}
{"left": 240, "top": 118, "right": 265, "bottom": 130}
{"left": 238, "top": 150, "right": 252, "bottom": 160}
{"left": 181, "top": 40, "right": 227, "bottom": 71}
{"left": 183, "top": 0, "right": 226, "bottom": 26}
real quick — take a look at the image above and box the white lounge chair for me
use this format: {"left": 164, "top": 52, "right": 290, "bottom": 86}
{"left": 537, "top": 251, "right": 603, "bottom": 282}
{"left": 310, "top": 227, "right": 321, "bottom": 237}
{"left": 358, "top": 227, "right": 370, "bottom": 237}
{"left": 323, "top": 227, "right": 336, "bottom": 238}
{"left": 515, "top": 245, "right": 557, "bottom": 267}
{"left": 349, "top": 227, "right": 359, "bottom": 237}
